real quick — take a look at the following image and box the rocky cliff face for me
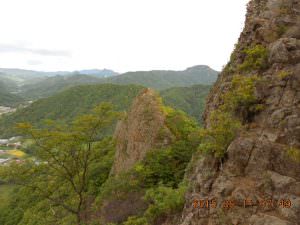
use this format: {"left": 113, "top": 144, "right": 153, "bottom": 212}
{"left": 179, "top": 0, "right": 300, "bottom": 225}
{"left": 110, "top": 88, "right": 174, "bottom": 175}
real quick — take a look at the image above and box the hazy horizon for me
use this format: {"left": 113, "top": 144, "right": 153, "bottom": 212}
{"left": 0, "top": 64, "right": 219, "bottom": 74}
{"left": 0, "top": 0, "right": 250, "bottom": 73}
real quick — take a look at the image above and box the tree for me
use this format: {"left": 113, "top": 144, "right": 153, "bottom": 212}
{"left": 0, "top": 103, "right": 120, "bottom": 225}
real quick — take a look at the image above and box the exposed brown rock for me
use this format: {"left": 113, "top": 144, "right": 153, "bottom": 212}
{"left": 179, "top": 0, "right": 300, "bottom": 224}
{"left": 110, "top": 88, "right": 174, "bottom": 175}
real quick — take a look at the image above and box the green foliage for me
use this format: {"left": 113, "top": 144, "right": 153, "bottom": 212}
{"left": 198, "top": 110, "right": 241, "bottom": 158}
{"left": 133, "top": 149, "right": 175, "bottom": 188}
{"left": 20, "top": 74, "right": 103, "bottom": 100}
{"left": 277, "top": 70, "right": 291, "bottom": 80}
{"left": 0, "top": 184, "right": 15, "bottom": 224}
{"left": 18, "top": 66, "right": 217, "bottom": 100}
{"left": 97, "top": 107, "right": 199, "bottom": 224}
{"left": 0, "top": 185, "right": 44, "bottom": 225}
{"left": 133, "top": 138, "right": 198, "bottom": 188}
{"left": 143, "top": 183, "right": 187, "bottom": 222}
{"left": 197, "top": 75, "right": 260, "bottom": 158}
{"left": 102, "top": 66, "right": 218, "bottom": 90}
{"left": 121, "top": 183, "right": 186, "bottom": 225}
{"left": 0, "top": 84, "right": 143, "bottom": 138}
{"left": 97, "top": 172, "right": 141, "bottom": 202}
{"left": 160, "top": 84, "right": 211, "bottom": 124}
{"left": 0, "top": 83, "right": 211, "bottom": 138}
{"left": 98, "top": 108, "right": 199, "bottom": 195}
{"left": 238, "top": 45, "right": 268, "bottom": 72}
{"left": 0, "top": 103, "right": 119, "bottom": 225}
{"left": 287, "top": 147, "right": 300, "bottom": 163}
{"left": 163, "top": 107, "right": 198, "bottom": 139}
{"left": 222, "top": 75, "right": 260, "bottom": 113}
{"left": 87, "top": 137, "right": 116, "bottom": 195}
{"left": 123, "top": 216, "right": 149, "bottom": 225}
{"left": 130, "top": 108, "right": 199, "bottom": 188}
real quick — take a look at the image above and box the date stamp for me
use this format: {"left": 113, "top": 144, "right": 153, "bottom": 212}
{"left": 193, "top": 198, "right": 292, "bottom": 210}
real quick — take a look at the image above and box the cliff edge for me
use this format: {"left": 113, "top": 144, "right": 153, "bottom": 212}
{"left": 179, "top": 0, "right": 300, "bottom": 224}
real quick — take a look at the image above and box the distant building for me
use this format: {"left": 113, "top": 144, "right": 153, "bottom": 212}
{"left": 0, "top": 158, "right": 10, "bottom": 165}
{"left": 7, "top": 142, "right": 22, "bottom": 148}
{"left": 0, "top": 139, "right": 9, "bottom": 145}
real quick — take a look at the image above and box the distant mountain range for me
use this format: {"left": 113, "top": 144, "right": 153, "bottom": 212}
{"left": 0, "top": 65, "right": 218, "bottom": 100}
{"left": 101, "top": 65, "right": 218, "bottom": 90}
{"left": 0, "top": 68, "right": 118, "bottom": 84}
{"left": 74, "top": 69, "right": 118, "bottom": 78}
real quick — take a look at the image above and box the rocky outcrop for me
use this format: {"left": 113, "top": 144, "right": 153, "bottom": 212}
{"left": 110, "top": 88, "right": 174, "bottom": 175}
{"left": 179, "top": 0, "right": 300, "bottom": 225}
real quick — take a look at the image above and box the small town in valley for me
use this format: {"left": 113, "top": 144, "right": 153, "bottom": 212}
{"left": 0, "top": 137, "right": 26, "bottom": 165}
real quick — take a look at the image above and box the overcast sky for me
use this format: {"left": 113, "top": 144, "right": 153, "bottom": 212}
{"left": 0, "top": 0, "right": 250, "bottom": 73}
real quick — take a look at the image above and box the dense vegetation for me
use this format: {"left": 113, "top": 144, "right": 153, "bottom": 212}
{"left": 160, "top": 84, "right": 211, "bottom": 123}
{"left": 0, "top": 97, "right": 200, "bottom": 225}
{"left": 0, "top": 83, "right": 211, "bottom": 138}
{"left": 0, "top": 103, "right": 119, "bottom": 225}
{"left": 19, "top": 75, "right": 103, "bottom": 100}
{"left": 0, "top": 84, "right": 144, "bottom": 138}
{"left": 101, "top": 65, "right": 217, "bottom": 90}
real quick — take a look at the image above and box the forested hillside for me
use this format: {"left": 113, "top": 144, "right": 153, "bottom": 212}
{"left": 0, "top": 84, "right": 143, "bottom": 137}
{"left": 0, "top": 82, "right": 24, "bottom": 107}
{"left": 0, "top": 83, "right": 211, "bottom": 138}
{"left": 161, "top": 84, "right": 211, "bottom": 123}
{"left": 0, "top": 89, "right": 201, "bottom": 225}
{"left": 101, "top": 65, "right": 217, "bottom": 90}
{"left": 19, "top": 75, "right": 103, "bottom": 100}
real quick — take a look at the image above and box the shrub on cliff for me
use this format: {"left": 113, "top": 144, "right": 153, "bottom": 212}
{"left": 238, "top": 45, "right": 268, "bottom": 72}
{"left": 198, "top": 110, "right": 241, "bottom": 159}
{"left": 198, "top": 75, "right": 260, "bottom": 159}
{"left": 122, "top": 183, "right": 187, "bottom": 225}
{"left": 143, "top": 183, "right": 187, "bottom": 222}
{"left": 223, "top": 75, "right": 261, "bottom": 114}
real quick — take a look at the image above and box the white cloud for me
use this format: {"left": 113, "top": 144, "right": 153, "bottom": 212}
{"left": 27, "top": 59, "right": 43, "bottom": 66}
{"left": 0, "top": 43, "right": 71, "bottom": 57}
{"left": 0, "top": 0, "right": 250, "bottom": 72}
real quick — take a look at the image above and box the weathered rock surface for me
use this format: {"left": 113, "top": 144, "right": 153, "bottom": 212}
{"left": 110, "top": 88, "right": 174, "bottom": 175}
{"left": 179, "top": 0, "right": 300, "bottom": 224}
